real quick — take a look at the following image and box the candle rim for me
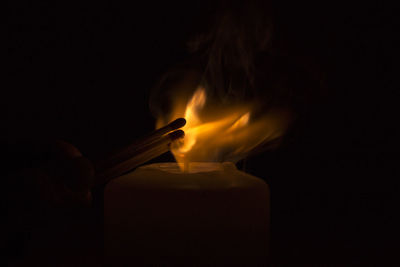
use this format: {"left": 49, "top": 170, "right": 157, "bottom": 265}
{"left": 109, "top": 161, "right": 268, "bottom": 191}
{"left": 139, "top": 162, "right": 236, "bottom": 174}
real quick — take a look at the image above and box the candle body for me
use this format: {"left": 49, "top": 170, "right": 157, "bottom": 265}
{"left": 104, "top": 162, "right": 269, "bottom": 266}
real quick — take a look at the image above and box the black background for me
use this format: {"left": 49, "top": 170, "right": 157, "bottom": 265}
{"left": 7, "top": 0, "right": 398, "bottom": 265}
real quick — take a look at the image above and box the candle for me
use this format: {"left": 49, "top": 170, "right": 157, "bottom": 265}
{"left": 104, "top": 162, "right": 269, "bottom": 266}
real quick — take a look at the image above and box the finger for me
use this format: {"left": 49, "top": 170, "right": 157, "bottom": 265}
{"left": 51, "top": 140, "right": 82, "bottom": 160}
{"left": 59, "top": 157, "right": 95, "bottom": 192}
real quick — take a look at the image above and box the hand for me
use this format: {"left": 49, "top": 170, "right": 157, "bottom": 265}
{"left": 8, "top": 140, "right": 94, "bottom": 224}
{"left": 36, "top": 140, "right": 95, "bottom": 208}
{"left": 7, "top": 140, "right": 96, "bottom": 265}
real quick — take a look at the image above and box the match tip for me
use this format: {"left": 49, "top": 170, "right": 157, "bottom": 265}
{"left": 168, "top": 129, "right": 185, "bottom": 140}
{"left": 169, "top": 118, "right": 186, "bottom": 130}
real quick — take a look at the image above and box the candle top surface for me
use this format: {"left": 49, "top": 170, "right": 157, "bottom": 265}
{"left": 145, "top": 162, "right": 224, "bottom": 174}
{"left": 109, "top": 162, "right": 268, "bottom": 191}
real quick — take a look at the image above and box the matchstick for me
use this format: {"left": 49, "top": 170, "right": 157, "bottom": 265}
{"left": 95, "top": 129, "right": 185, "bottom": 186}
{"left": 99, "top": 118, "right": 186, "bottom": 169}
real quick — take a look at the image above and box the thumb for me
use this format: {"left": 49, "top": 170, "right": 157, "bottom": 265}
{"left": 60, "top": 156, "right": 95, "bottom": 193}
{"left": 48, "top": 140, "right": 95, "bottom": 193}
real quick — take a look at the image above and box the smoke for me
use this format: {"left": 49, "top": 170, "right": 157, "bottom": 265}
{"left": 187, "top": 0, "right": 273, "bottom": 103}
{"left": 149, "top": 0, "right": 321, "bottom": 163}
{"left": 150, "top": 0, "right": 274, "bottom": 115}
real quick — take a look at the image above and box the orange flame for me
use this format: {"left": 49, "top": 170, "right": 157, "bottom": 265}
{"left": 157, "top": 87, "right": 290, "bottom": 171}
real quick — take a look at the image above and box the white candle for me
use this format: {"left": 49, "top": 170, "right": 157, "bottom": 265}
{"left": 104, "top": 162, "right": 269, "bottom": 266}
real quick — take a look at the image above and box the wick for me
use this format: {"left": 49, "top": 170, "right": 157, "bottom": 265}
{"left": 183, "top": 158, "right": 190, "bottom": 173}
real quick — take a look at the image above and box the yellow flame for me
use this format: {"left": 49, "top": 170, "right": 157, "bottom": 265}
{"left": 157, "top": 86, "right": 290, "bottom": 171}
{"left": 227, "top": 112, "right": 250, "bottom": 133}
{"left": 178, "top": 88, "right": 206, "bottom": 153}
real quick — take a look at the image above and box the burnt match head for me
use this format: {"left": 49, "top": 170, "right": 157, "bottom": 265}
{"left": 169, "top": 118, "right": 186, "bottom": 131}
{"left": 168, "top": 129, "right": 185, "bottom": 141}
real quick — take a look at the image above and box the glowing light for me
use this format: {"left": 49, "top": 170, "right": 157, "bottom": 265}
{"left": 157, "top": 86, "right": 290, "bottom": 171}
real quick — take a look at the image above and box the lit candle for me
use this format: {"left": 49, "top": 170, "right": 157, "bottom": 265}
{"left": 104, "top": 162, "right": 269, "bottom": 266}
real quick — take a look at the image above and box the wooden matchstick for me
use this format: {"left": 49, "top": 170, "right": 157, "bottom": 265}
{"left": 99, "top": 118, "right": 186, "bottom": 169}
{"left": 95, "top": 129, "right": 185, "bottom": 186}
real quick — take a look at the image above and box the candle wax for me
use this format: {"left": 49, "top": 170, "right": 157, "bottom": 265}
{"left": 104, "top": 162, "right": 270, "bottom": 266}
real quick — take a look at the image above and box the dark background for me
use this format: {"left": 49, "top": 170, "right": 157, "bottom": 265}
{"left": 7, "top": 0, "right": 398, "bottom": 265}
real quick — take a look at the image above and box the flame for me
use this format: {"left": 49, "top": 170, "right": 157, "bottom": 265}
{"left": 179, "top": 88, "right": 205, "bottom": 153}
{"left": 157, "top": 86, "right": 290, "bottom": 171}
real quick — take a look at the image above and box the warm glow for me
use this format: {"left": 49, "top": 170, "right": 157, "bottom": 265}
{"left": 157, "top": 87, "right": 290, "bottom": 171}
